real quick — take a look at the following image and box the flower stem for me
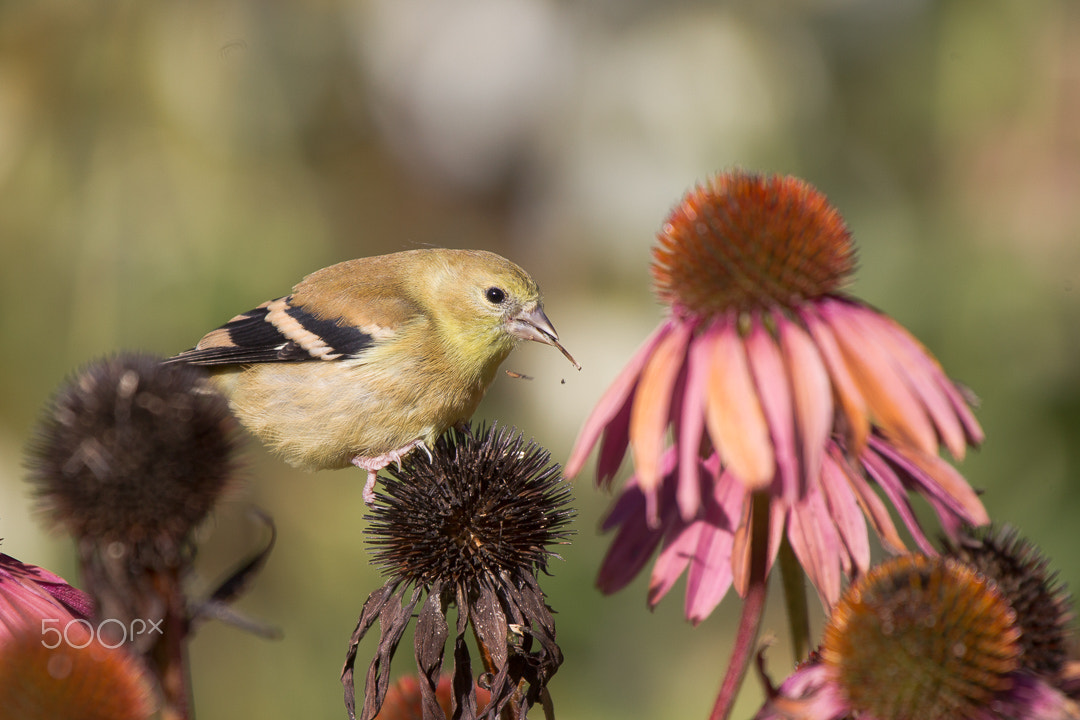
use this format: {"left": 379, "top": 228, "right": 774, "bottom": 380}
{"left": 778, "top": 536, "right": 811, "bottom": 661}
{"left": 708, "top": 491, "right": 771, "bottom": 720}
{"left": 150, "top": 567, "right": 191, "bottom": 720}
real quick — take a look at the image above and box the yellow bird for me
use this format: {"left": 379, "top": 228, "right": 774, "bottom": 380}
{"left": 165, "top": 248, "right": 578, "bottom": 501}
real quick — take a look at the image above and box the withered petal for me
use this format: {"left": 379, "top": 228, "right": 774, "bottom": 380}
{"left": 472, "top": 582, "right": 510, "bottom": 671}
{"left": 415, "top": 588, "right": 449, "bottom": 720}
{"left": 360, "top": 585, "right": 422, "bottom": 720}
{"left": 452, "top": 635, "right": 477, "bottom": 720}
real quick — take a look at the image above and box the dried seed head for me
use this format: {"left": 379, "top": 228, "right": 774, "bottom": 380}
{"left": 26, "top": 353, "right": 239, "bottom": 558}
{"left": 944, "top": 527, "right": 1073, "bottom": 678}
{"left": 366, "top": 424, "right": 574, "bottom": 590}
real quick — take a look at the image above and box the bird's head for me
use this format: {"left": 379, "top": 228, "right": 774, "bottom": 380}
{"left": 431, "top": 250, "right": 579, "bottom": 372}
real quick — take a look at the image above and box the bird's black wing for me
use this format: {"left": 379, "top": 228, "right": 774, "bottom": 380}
{"left": 165, "top": 297, "right": 377, "bottom": 367}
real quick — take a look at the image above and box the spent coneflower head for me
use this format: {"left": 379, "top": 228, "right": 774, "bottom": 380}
{"left": 942, "top": 525, "right": 1074, "bottom": 680}
{"left": 566, "top": 169, "right": 988, "bottom": 621}
{"left": 755, "top": 549, "right": 1080, "bottom": 720}
{"left": 27, "top": 353, "right": 239, "bottom": 555}
{"left": 25, "top": 353, "right": 240, "bottom": 651}
{"left": 342, "top": 423, "right": 573, "bottom": 720}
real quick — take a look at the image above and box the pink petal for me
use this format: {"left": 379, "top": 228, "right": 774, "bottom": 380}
{"left": 819, "top": 298, "right": 937, "bottom": 457}
{"left": 778, "top": 316, "right": 833, "bottom": 495}
{"left": 786, "top": 486, "right": 843, "bottom": 608}
{"left": 648, "top": 517, "right": 699, "bottom": 607}
{"left": 596, "top": 399, "right": 632, "bottom": 487}
{"left": 828, "top": 445, "right": 907, "bottom": 555}
{"left": 868, "top": 437, "right": 989, "bottom": 528}
{"left": 630, "top": 323, "right": 692, "bottom": 493}
{"left": 745, "top": 317, "right": 799, "bottom": 503}
{"left": 848, "top": 305, "right": 969, "bottom": 460}
{"left": 597, "top": 483, "right": 670, "bottom": 594}
{"left": 705, "top": 319, "right": 776, "bottom": 489}
{"left": 685, "top": 520, "right": 736, "bottom": 624}
{"left": 676, "top": 330, "right": 714, "bottom": 520}
{"left": 566, "top": 321, "right": 674, "bottom": 479}
{"left": 860, "top": 448, "right": 936, "bottom": 554}
{"left": 799, "top": 306, "right": 870, "bottom": 454}
{"left": 818, "top": 456, "right": 871, "bottom": 574}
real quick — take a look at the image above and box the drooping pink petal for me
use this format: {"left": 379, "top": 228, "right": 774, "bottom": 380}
{"left": 786, "top": 485, "right": 843, "bottom": 608}
{"left": 745, "top": 317, "right": 799, "bottom": 504}
{"left": 684, "top": 519, "right": 736, "bottom": 624}
{"left": 827, "top": 445, "right": 907, "bottom": 555}
{"left": 819, "top": 298, "right": 937, "bottom": 457}
{"left": 848, "top": 305, "right": 969, "bottom": 461}
{"left": 778, "top": 315, "right": 833, "bottom": 496}
{"left": 860, "top": 448, "right": 936, "bottom": 554}
{"left": 566, "top": 321, "right": 674, "bottom": 479}
{"left": 629, "top": 323, "right": 692, "bottom": 493}
{"left": 799, "top": 306, "right": 870, "bottom": 454}
{"left": 596, "top": 398, "right": 632, "bottom": 487}
{"left": 676, "top": 328, "right": 716, "bottom": 520}
{"left": 597, "top": 482, "right": 673, "bottom": 595}
{"left": 678, "top": 466, "right": 745, "bottom": 621}
{"left": 868, "top": 437, "right": 989, "bottom": 527}
{"left": 647, "top": 515, "right": 699, "bottom": 608}
{"left": 818, "top": 456, "right": 871, "bottom": 574}
{"left": 705, "top": 318, "right": 776, "bottom": 489}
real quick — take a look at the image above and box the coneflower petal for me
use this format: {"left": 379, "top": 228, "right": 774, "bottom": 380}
{"left": 849, "top": 305, "right": 968, "bottom": 461}
{"left": 745, "top": 318, "right": 799, "bottom": 503}
{"left": 630, "top": 323, "right": 692, "bottom": 493}
{"left": 821, "top": 299, "right": 937, "bottom": 457}
{"left": 705, "top": 318, "right": 775, "bottom": 489}
{"left": 676, "top": 330, "right": 714, "bottom": 520}
{"left": 778, "top": 316, "right": 833, "bottom": 494}
{"left": 685, "top": 519, "right": 737, "bottom": 624}
{"left": 827, "top": 447, "right": 906, "bottom": 555}
{"left": 818, "top": 458, "right": 871, "bottom": 575}
{"left": 799, "top": 306, "right": 870, "bottom": 454}
{"left": 861, "top": 448, "right": 935, "bottom": 554}
{"left": 787, "top": 485, "right": 843, "bottom": 607}
{"left": 869, "top": 438, "right": 989, "bottom": 527}
{"left": 648, "top": 518, "right": 700, "bottom": 608}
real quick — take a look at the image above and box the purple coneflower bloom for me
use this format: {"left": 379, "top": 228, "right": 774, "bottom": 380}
{"left": 566, "top": 170, "right": 988, "bottom": 620}
{"left": 754, "top": 551, "right": 1080, "bottom": 720}
{"left": 0, "top": 552, "right": 92, "bottom": 638}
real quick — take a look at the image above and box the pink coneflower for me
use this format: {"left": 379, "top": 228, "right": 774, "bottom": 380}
{"left": 754, "top": 549, "right": 1080, "bottom": 720}
{"left": 0, "top": 552, "right": 92, "bottom": 639}
{"left": 566, "top": 170, "right": 988, "bottom": 619}
{"left": 0, "top": 554, "right": 154, "bottom": 720}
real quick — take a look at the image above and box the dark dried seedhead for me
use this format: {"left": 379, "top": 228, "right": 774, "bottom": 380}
{"left": 26, "top": 353, "right": 239, "bottom": 560}
{"left": 344, "top": 423, "right": 574, "bottom": 720}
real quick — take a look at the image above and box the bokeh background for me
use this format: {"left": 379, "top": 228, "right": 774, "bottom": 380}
{"left": 1, "top": 1, "right": 1078, "bottom": 718}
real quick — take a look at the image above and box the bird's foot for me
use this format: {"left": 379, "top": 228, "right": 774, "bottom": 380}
{"left": 351, "top": 438, "right": 429, "bottom": 504}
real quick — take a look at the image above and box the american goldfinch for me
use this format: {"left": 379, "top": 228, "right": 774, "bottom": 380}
{"left": 165, "top": 248, "right": 578, "bottom": 502}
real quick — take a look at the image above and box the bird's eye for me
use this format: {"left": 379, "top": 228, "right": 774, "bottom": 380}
{"left": 485, "top": 287, "right": 507, "bottom": 304}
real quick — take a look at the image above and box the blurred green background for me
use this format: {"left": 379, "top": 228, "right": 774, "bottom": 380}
{"left": 1, "top": 1, "right": 1078, "bottom": 718}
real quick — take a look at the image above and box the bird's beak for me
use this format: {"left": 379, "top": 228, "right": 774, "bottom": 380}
{"left": 510, "top": 306, "right": 581, "bottom": 370}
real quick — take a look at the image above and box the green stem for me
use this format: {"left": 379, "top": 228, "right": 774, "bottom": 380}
{"left": 778, "top": 536, "right": 811, "bottom": 662}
